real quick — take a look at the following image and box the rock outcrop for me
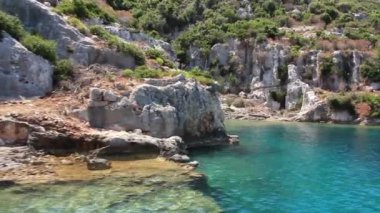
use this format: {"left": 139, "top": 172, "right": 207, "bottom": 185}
{"left": 0, "top": 33, "right": 53, "bottom": 99}
{"left": 188, "top": 39, "right": 367, "bottom": 112}
{"left": 0, "top": 116, "right": 186, "bottom": 160}
{"left": 0, "top": 0, "right": 135, "bottom": 68}
{"left": 77, "top": 76, "right": 226, "bottom": 142}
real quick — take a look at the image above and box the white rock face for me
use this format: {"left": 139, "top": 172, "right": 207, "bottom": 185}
{"left": 83, "top": 78, "right": 226, "bottom": 140}
{"left": 286, "top": 80, "right": 310, "bottom": 110}
{"left": 0, "top": 34, "right": 53, "bottom": 98}
{"left": 0, "top": 0, "right": 135, "bottom": 68}
{"left": 295, "top": 90, "right": 329, "bottom": 122}
{"left": 285, "top": 64, "right": 311, "bottom": 110}
{"left": 330, "top": 110, "right": 354, "bottom": 123}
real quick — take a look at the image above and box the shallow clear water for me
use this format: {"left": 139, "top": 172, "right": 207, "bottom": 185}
{"left": 1, "top": 121, "right": 380, "bottom": 212}
{"left": 192, "top": 121, "right": 380, "bottom": 212}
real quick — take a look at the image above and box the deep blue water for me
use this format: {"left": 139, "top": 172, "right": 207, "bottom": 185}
{"left": 192, "top": 121, "right": 380, "bottom": 212}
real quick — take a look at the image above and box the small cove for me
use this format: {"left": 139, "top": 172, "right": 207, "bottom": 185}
{"left": 192, "top": 121, "right": 380, "bottom": 212}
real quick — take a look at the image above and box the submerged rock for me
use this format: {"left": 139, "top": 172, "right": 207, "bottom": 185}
{"left": 169, "top": 154, "right": 190, "bottom": 163}
{"left": 86, "top": 158, "right": 111, "bottom": 170}
{"left": 0, "top": 180, "right": 16, "bottom": 187}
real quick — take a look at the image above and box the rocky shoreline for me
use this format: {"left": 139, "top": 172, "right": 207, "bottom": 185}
{"left": 0, "top": 71, "right": 239, "bottom": 185}
{"left": 223, "top": 99, "right": 380, "bottom": 126}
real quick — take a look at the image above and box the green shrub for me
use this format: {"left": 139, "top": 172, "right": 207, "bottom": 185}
{"left": 56, "top": 0, "right": 115, "bottom": 23}
{"left": 328, "top": 93, "right": 355, "bottom": 114}
{"left": 134, "top": 66, "right": 163, "bottom": 78}
{"left": 320, "top": 57, "right": 335, "bottom": 77}
{"left": 309, "top": 2, "right": 325, "bottom": 14}
{"left": 358, "top": 93, "right": 380, "bottom": 117}
{"left": 106, "top": 0, "right": 129, "bottom": 10}
{"left": 321, "top": 12, "right": 332, "bottom": 25}
{"left": 0, "top": 12, "right": 59, "bottom": 63}
{"left": 21, "top": 34, "right": 57, "bottom": 63}
{"left": 270, "top": 90, "right": 287, "bottom": 109}
{"left": 89, "top": 25, "right": 145, "bottom": 65}
{"left": 0, "top": 11, "right": 26, "bottom": 40}
{"left": 176, "top": 67, "right": 215, "bottom": 85}
{"left": 146, "top": 48, "right": 164, "bottom": 59}
{"left": 156, "top": 57, "right": 164, "bottom": 65}
{"left": 123, "top": 69, "right": 134, "bottom": 78}
{"left": 145, "top": 48, "right": 174, "bottom": 67}
{"left": 361, "top": 58, "right": 380, "bottom": 81}
{"left": 277, "top": 64, "right": 288, "bottom": 85}
{"left": 119, "top": 43, "right": 145, "bottom": 65}
{"left": 54, "top": 59, "right": 73, "bottom": 81}
{"left": 270, "top": 91, "right": 286, "bottom": 104}
{"left": 67, "top": 17, "right": 89, "bottom": 35}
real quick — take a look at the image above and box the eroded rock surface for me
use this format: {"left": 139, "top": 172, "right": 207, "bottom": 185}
{"left": 82, "top": 77, "right": 227, "bottom": 141}
{"left": 0, "top": 0, "right": 135, "bottom": 68}
{"left": 0, "top": 34, "right": 53, "bottom": 99}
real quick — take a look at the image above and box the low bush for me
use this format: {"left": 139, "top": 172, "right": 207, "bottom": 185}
{"left": 358, "top": 93, "right": 380, "bottom": 117}
{"left": 270, "top": 90, "right": 286, "bottom": 108}
{"left": 54, "top": 59, "right": 74, "bottom": 81}
{"left": 155, "top": 57, "right": 164, "bottom": 66}
{"left": 89, "top": 25, "right": 145, "bottom": 65}
{"left": 328, "top": 92, "right": 380, "bottom": 117}
{"left": 0, "top": 12, "right": 58, "bottom": 63}
{"left": 133, "top": 66, "right": 163, "bottom": 78}
{"left": 0, "top": 11, "right": 26, "bottom": 40}
{"left": 361, "top": 58, "right": 380, "bottom": 82}
{"left": 145, "top": 48, "right": 174, "bottom": 68}
{"left": 67, "top": 17, "right": 90, "bottom": 35}
{"left": 145, "top": 48, "right": 164, "bottom": 59}
{"left": 184, "top": 67, "right": 214, "bottom": 85}
{"left": 55, "top": 0, "right": 115, "bottom": 23}
{"left": 328, "top": 93, "right": 355, "bottom": 112}
{"left": 21, "top": 34, "right": 57, "bottom": 63}
{"left": 122, "top": 69, "right": 134, "bottom": 78}
{"left": 123, "top": 66, "right": 163, "bottom": 79}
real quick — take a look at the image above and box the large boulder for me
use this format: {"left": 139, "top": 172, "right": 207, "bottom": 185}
{"left": 0, "top": 33, "right": 53, "bottom": 98}
{"left": 81, "top": 78, "right": 226, "bottom": 140}
{"left": 0, "top": 0, "right": 135, "bottom": 68}
{"left": 295, "top": 90, "right": 329, "bottom": 122}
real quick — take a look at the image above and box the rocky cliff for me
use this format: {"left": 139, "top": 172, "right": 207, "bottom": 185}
{"left": 0, "top": 0, "right": 136, "bottom": 68}
{"left": 189, "top": 39, "right": 370, "bottom": 117}
{"left": 0, "top": 33, "right": 53, "bottom": 99}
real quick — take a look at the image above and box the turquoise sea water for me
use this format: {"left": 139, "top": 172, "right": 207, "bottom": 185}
{"left": 192, "top": 121, "right": 380, "bottom": 212}
{"left": 1, "top": 121, "right": 380, "bottom": 212}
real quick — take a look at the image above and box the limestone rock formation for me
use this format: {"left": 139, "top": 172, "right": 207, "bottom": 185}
{"left": 189, "top": 40, "right": 366, "bottom": 112}
{"left": 0, "top": 0, "right": 135, "bottom": 68}
{"left": 285, "top": 64, "right": 311, "bottom": 110}
{"left": 0, "top": 116, "right": 185, "bottom": 159}
{"left": 81, "top": 77, "right": 226, "bottom": 141}
{"left": 294, "top": 90, "right": 329, "bottom": 122}
{"left": 0, "top": 34, "right": 53, "bottom": 99}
